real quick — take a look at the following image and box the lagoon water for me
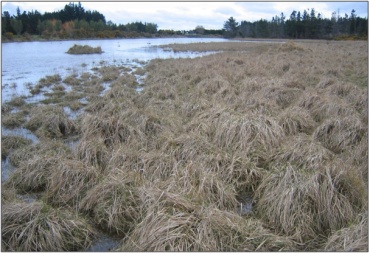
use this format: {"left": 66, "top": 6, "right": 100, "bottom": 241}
{"left": 2, "top": 37, "right": 228, "bottom": 103}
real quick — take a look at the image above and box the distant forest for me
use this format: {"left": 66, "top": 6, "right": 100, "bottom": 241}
{"left": 2, "top": 2, "right": 368, "bottom": 41}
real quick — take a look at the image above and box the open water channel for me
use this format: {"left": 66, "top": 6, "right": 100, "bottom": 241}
{"left": 2, "top": 37, "right": 233, "bottom": 251}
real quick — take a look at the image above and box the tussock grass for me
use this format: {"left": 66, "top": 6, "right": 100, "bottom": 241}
{"left": 278, "top": 40, "right": 305, "bottom": 52}
{"left": 4, "top": 40, "right": 367, "bottom": 251}
{"left": 269, "top": 133, "right": 334, "bottom": 171}
{"left": 122, "top": 189, "right": 295, "bottom": 251}
{"left": 313, "top": 115, "right": 366, "bottom": 153}
{"left": 160, "top": 41, "right": 277, "bottom": 52}
{"left": 6, "top": 141, "right": 72, "bottom": 194}
{"left": 2, "top": 110, "right": 28, "bottom": 128}
{"left": 1, "top": 135, "right": 32, "bottom": 159}
{"left": 323, "top": 211, "right": 368, "bottom": 251}
{"left": 98, "top": 66, "right": 121, "bottom": 81}
{"left": 6, "top": 155, "right": 59, "bottom": 192}
{"left": 46, "top": 159, "right": 99, "bottom": 208}
{"left": 2, "top": 201, "right": 95, "bottom": 251}
{"left": 66, "top": 44, "right": 103, "bottom": 54}
{"left": 278, "top": 106, "right": 316, "bottom": 135}
{"left": 254, "top": 163, "right": 364, "bottom": 246}
{"left": 75, "top": 136, "right": 110, "bottom": 169}
{"left": 8, "top": 138, "right": 70, "bottom": 167}
{"left": 5, "top": 96, "right": 26, "bottom": 107}
{"left": 24, "top": 105, "right": 77, "bottom": 138}
{"left": 38, "top": 74, "right": 62, "bottom": 87}
{"left": 80, "top": 168, "right": 142, "bottom": 235}
{"left": 1, "top": 184, "right": 17, "bottom": 204}
{"left": 164, "top": 161, "right": 239, "bottom": 210}
{"left": 63, "top": 73, "right": 80, "bottom": 86}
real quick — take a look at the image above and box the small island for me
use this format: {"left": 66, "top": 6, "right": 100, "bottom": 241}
{"left": 66, "top": 44, "right": 103, "bottom": 54}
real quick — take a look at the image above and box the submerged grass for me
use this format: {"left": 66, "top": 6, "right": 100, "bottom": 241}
{"left": 2, "top": 40, "right": 368, "bottom": 251}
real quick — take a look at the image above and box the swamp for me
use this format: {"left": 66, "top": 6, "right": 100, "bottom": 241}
{"left": 1, "top": 38, "right": 368, "bottom": 251}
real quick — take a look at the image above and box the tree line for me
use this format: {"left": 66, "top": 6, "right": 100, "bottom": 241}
{"left": 223, "top": 8, "right": 367, "bottom": 39}
{"left": 2, "top": 2, "right": 367, "bottom": 41}
{"left": 2, "top": 2, "right": 161, "bottom": 40}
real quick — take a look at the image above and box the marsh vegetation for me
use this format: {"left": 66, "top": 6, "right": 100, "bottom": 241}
{"left": 66, "top": 44, "right": 103, "bottom": 54}
{"left": 1, "top": 40, "right": 368, "bottom": 251}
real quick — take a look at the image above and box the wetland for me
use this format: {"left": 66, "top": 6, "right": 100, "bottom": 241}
{"left": 1, "top": 38, "right": 368, "bottom": 251}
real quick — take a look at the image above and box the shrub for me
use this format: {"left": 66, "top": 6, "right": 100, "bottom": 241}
{"left": 4, "top": 32, "right": 14, "bottom": 40}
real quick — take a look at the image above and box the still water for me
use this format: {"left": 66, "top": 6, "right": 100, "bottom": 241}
{"left": 2, "top": 37, "right": 228, "bottom": 103}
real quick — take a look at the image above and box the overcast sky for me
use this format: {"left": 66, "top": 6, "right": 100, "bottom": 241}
{"left": 2, "top": 1, "right": 368, "bottom": 30}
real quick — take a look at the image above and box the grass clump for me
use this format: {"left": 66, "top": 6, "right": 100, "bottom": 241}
{"left": 66, "top": 44, "right": 103, "bottom": 54}
{"left": 313, "top": 115, "right": 366, "bottom": 153}
{"left": 24, "top": 105, "right": 77, "bottom": 139}
{"left": 80, "top": 168, "right": 142, "bottom": 235}
{"left": 1, "top": 111, "right": 28, "bottom": 128}
{"left": 38, "top": 74, "right": 62, "bottom": 87}
{"left": 6, "top": 140, "right": 71, "bottom": 192}
{"left": 323, "top": 212, "right": 368, "bottom": 251}
{"left": 3, "top": 40, "right": 367, "bottom": 251}
{"left": 5, "top": 96, "right": 26, "bottom": 107}
{"left": 6, "top": 155, "right": 60, "bottom": 192}
{"left": 46, "top": 159, "right": 99, "bottom": 208}
{"left": 2, "top": 201, "right": 95, "bottom": 251}
{"left": 122, "top": 186, "right": 295, "bottom": 251}
{"left": 1, "top": 135, "right": 32, "bottom": 159}
{"left": 254, "top": 164, "right": 364, "bottom": 248}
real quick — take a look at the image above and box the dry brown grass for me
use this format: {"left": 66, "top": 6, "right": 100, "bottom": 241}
{"left": 2, "top": 110, "right": 28, "bottom": 128}
{"left": 46, "top": 159, "right": 99, "bottom": 208}
{"left": 313, "top": 115, "right": 366, "bottom": 153}
{"left": 80, "top": 168, "right": 142, "bottom": 235}
{"left": 2, "top": 201, "right": 95, "bottom": 251}
{"left": 24, "top": 105, "right": 77, "bottom": 139}
{"left": 4, "top": 40, "right": 367, "bottom": 251}
{"left": 254, "top": 162, "right": 365, "bottom": 247}
{"left": 121, "top": 186, "right": 295, "bottom": 251}
{"left": 5, "top": 139, "right": 72, "bottom": 194}
{"left": 8, "top": 138, "right": 71, "bottom": 167}
{"left": 6, "top": 155, "right": 60, "bottom": 192}
{"left": 1, "top": 135, "right": 32, "bottom": 159}
{"left": 323, "top": 211, "right": 368, "bottom": 251}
